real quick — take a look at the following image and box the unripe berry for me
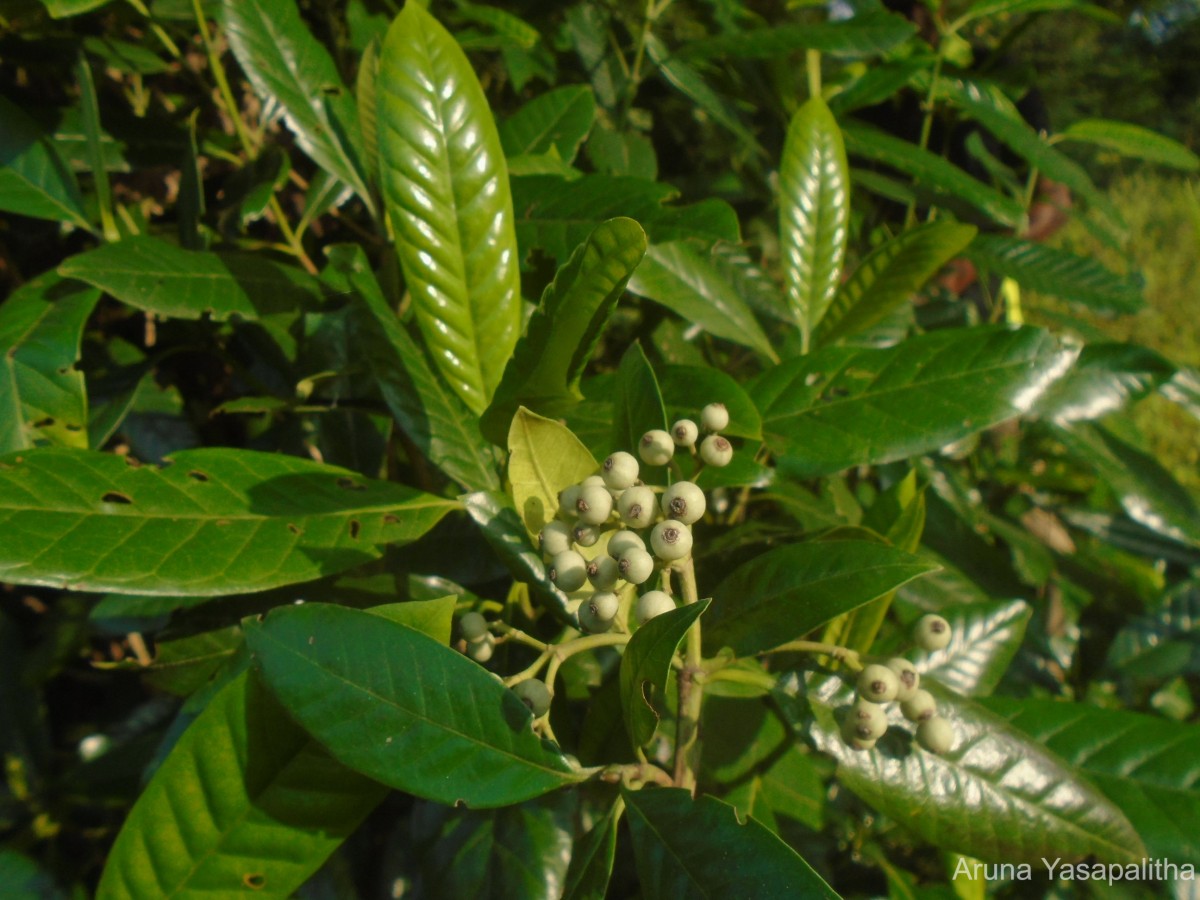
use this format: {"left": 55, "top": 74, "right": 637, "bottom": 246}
{"left": 639, "top": 430, "right": 674, "bottom": 466}
{"left": 635, "top": 590, "right": 676, "bottom": 624}
{"left": 549, "top": 550, "right": 587, "bottom": 591}
{"left": 459, "top": 611, "right": 489, "bottom": 643}
{"left": 602, "top": 451, "right": 639, "bottom": 490}
{"left": 512, "top": 679, "right": 552, "bottom": 717}
{"left": 701, "top": 402, "right": 730, "bottom": 432}
{"left": 618, "top": 486, "right": 657, "bottom": 528}
{"left": 558, "top": 484, "right": 582, "bottom": 518}
{"left": 847, "top": 699, "right": 889, "bottom": 741}
{"left": 857, "top": 664, "right": 900, "bottom": 703}
{"left": 581, "top": 474, "right": 606, "bottom": 488}
{"left": 914, "top": 614, "right": 952, "bottom": 651}
{"left": 917, "top": 715, "right": 954, "bottom": 754}
{"left": 672, "top": 419, "right": 699, "bottom": 447}
{"left": 900, "top": 689, "right": 937, "bottom": 723}
{"left": 579, "top": 591, "right": 619, "bottom": 633}
{"left": 465, "top": 633, "right": 494, "bottom": 663}
{"left": 576, "top": 484, "right": 614, "bottom": 525}
{"left": 886, "top": 658, "right": 921, "bottom": 702}
{"left": 699, "top": 434, "right": 733, "bottom": 467}
{"left": 587, "top": 555, "right": 619, "bottom": 591}
{"left": 651, "top": 519, "right": 693, "bottom": 561}
{"left": 572, "top": 523, "right": 600, "bottom": 548}
{"left": 608, "top": 529, "right": 646, "bottom": 559}
{"left": 841, "top": 716, "right": 878, "bottom": 751}
{"left": 618, "top": 547, "right": 656, "bottom": 584}
{"left": 540, "top": 520, "right": 572, "bottom": 558}
{"left": 661, "top": 481, "right": 706, "bottom": 525}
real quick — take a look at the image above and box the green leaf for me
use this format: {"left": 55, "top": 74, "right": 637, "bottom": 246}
{"left": 507, "top": 407, "right": 597, "bottom": 537}
{"left": 842, "top": 123, "right": 1026, "bottom": 228}
{"left": 828, "top": 59, "right": 928, "bottom": 115}
{"left": 74, "top": 52, "right": 118, "bottom": 242}
{"left": 626, "top": 243, "right": 778, "bottom": 361}
{"left": 0, "top": 272, "right": 99, "bottom": 453}
{"left": 984, "top": 698, "right": 1200, "bottom": 864}
{"left": 703, "top": 541, "right": 938, "bottom": 656}
{"left": 964, "top": 234, "right": 1143, "bottom": 315}
{"left": 680, "top": 11, "right": 915, "bottom": 59}
{"left": 909, "top": 599, "right": 1031, "bottom": 696}
{"left": 59, "top": 235, "right": 326, "bottom": 321}
{"left": 789, "top": 672, "right": 1146, "bottom": 865}
{"left": 356, "top": 36, "right": 381, "bottom": 192}
{"left": 141, "top": 625, "right": 243, "bottom": 696}
{"left": 815, "top": 221, "right": 977, "bottom": 346}
{"left": 368, "top": 595, "right": 457, "bottom": 645}
{"left": 481, "top": 217, "right": 647, "bottom": 442}
{"left": 951, "top": 0, "right": 1117, "bottom": 27}
{"left": 0, "top": 447, "right": 457, "bottom": 595}
{"left": 621, "top": 600, "right": 710, "bottom": 746}
{"left": 586, "top": 123, "right": 658, "bottom": 179}
{"left": 0, "top": 851, "right": 68, "bottom": 899}
{"left": 499, "top": 84, "right": 596, "bottom": 161}
{"left": 328, "top": 245, "right": 500, "bottom": 492}
{"left": 752, "top": 325, "right": 1078, "bottom": 478}
{"left": 779, "top": 96, "right": 849, "bottom": 339}
{"left": 97, "top": 671, "right": 387, "bottom": 899}
{"left": 657, "top": 365, "right": 763, "bottom": 441}
{"left": 622, "top": 788, "right": 839, "bottom": 899}
{"left": 221, "top": 0, "right": 371, "bottom": 208}
{"left": 1105, "top": 580, "right": 1200, "bottom": 677}
{"left": 0, "top": 94, "right": 91, "bottom": 230}
{"left": 1058, "top": 119, "right": 1200, "bottom": 170}
{"left": 246, "top": 603, "right": 584, "bottom": 807}
{"left": 562, "top": 797, "right": 623, "bottom": 900}
{"left": 41, "top": 0, "right": 113, "bottom": 17}
{"left": 378, "top": 1, "right": 522, "bottom": 413}
{"left": 1035, "top": 343, "right": 1176, "bottom": 423}
{"left": 612, "top": 343, "right": 668, "bottom": 457}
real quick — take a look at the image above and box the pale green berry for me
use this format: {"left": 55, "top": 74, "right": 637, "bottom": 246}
{"left": 558, "top": 484, "right": 582, "bottom": 518}
{"left": 639, "top": 430, "right": 674, "bottom": 466}
{"left": 661, "top": 481, "right": 706, "bottom": 525}
{"left": 900, "top": 689, "right": 937, "bottom": 723}
{"left": 608, "top": 529, "right": 646, "bottom": 559}
{"left": 581, "top": 474, "right": 606, "bottom": 487}
{"left": 587, "top": 555, "right": 620, "bottom": 591}
{"left": 635, "top": 590, "right": 676, "bottom": 624}
{"left": 576, "top": 484, "right": 614, "bottom": 525}
{"left": 914, "top": 614, "right": 952, "bottom": 651}
{"left": 513, "top": 679, "right": 552, "bottom": 717}
{"left": 857, "top": 664, "right": 900, "bottom": 703}
{"left": 579, "top": 591, "right": 619, "bottom": 633}
{"left": 465, "top": 633, "right": 494, "bottom": 663}
{"left": 550, "top": 550, "right": 587, "bottom": 591}
{"left": 847, "top": 699, "right": 889, "bottom": 741}
{"left": 540, "top": 520, "right": 573, "bottom": 558}
{"left": 886, "top": 658, "right": 921, "bottom": 702}
{"left": 672, "top": 419, "right": 699, "bottom": 447}
{"left": 701, "top": 402, "right": 730, "bottom": 433}
{"left": 699, "top": 434, "right": 733, "bottom": 467}
{"left": 618, "top": 486, "right": 657, "bottom": 528}
{"left": 459, "top": 611, "right": 489, "bottom": 643}
{"left": 602, "top": 451, "right": 639, "bottom": 490}
{"left": 572, "top": 523, "right": 600, "bottom": 548}
{"left": 917, "top": 715, "right": 954, "bottom": 754}
{"left": 841, "top": 717, "right": 878, "bottom": 751}
{"left": 618, "top": 547, "right": 655, "bottom": 585}
{"left": 651, "top": 519, "right": 692, "bottom": 561}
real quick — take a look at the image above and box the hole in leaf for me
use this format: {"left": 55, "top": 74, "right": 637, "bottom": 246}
{"left": 64, "top": 423, "right": 82, "bottom": 432}
{"left": 102, "top": 492, "right": 133, "bottom": 505}
{"left": 243, "top": 873, "right": 266, "bottom": 890}
{"left": 349, "top": 519, "right": 361, "bottom": 539}
{"left": 336, "top": 476, "right": 365, "bottom": 491}
{"left": 188, "top": 470, "right": 209, "bottom": 482}
{"left": 32, "top": 417, "right": 55, "bottom": 428}
{"left": 287, "top": 523, "right": 300, "bottom": 535}
{"left": 383, "top": 514, "right": 399, "bottom": 525}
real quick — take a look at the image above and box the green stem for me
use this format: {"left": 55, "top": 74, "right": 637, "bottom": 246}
{"left": 126, "top": 0, "right": 182, "bottom": 59}
{"left": 806, "top": 49, "right": 822, "bottom": 99}
{"left": 701, "top": 666, "right": 778, "bottom": 692}
{"left": 758, "top": 640, "right": 864, "bottom": 672}
{"left": 673, "top": 557, "right": 704, "bottom": 792}
{"left": 905, "top": 46, "right": 946, "bottom": 229}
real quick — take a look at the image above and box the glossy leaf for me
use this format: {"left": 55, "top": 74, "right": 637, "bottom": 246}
{"left": 221, "top": 0, "right": 371, "bottom": 208}
{"left": 1105, "top": 580, "right": 1200, "bottom": 677}
{"left": 481, "top": 217, "right": 647, "bottom": 442}
{"left": 680, "top": 12, "right": 915, "bottom": 59}
{"left": 752, "top": 325, "right": 1077, "bottom": 478}
{"left": 246, "top": 603, "right": 584, "bottom": 807}
{"left": 985, "top": 698, "right": 1200, "bottom": 864}
{"left": 703, "top": 541, "right": 938, "bottom": 656}
{"left": 612, "top": 343, "right": 668, "bottom": 457}
{"left": 621, "top": 600, "right": 710, "bottom": 747}
{"left": 97, "top": 671, "right": 387, "bottom": 899}
{"left": 622, "top": 788, "right": 839, "bottom": 899}
{"left": 1058, "top": 118, "right": 1200, "bottom": 171}
{"left": 378, "top": 1, "right": 522, "bottom": 413}
{"left": 499, "top": 84, "right": 596, "bottom": 161}
{"left": 563, "top": 797, "right": 623, "bottom": 900}
{"left": 909, "top": 599, "right": 1031, "bottom": 696}
{"left": 790, "top": 672, "right": 1146, "bottom": 864}
{"left": 815, "top": 221, "right": 976, "bottom": 346}
{"left": 0, "top": 447, "right": 457, "bottom": 595}
{"left": 508, "top": 407, "right": 597, "bottom": 537}
{"left": 368, "top": 595, "right": 457, "bottom": 646}
{"left": 780, "top": 96, "right": 849, "bottom": 339}
{"left": 626, "top": 242, "right": 778, "bottom": 360}
{"left": 1035, "top": 342, "right": 1176, "bottom": 423}
{"left": 0, "top": 94, "right": 90, "bottom": 229}
{"left": 0, "top": 272, "right": 99, "bottom": 453}
{"left": 330, "top": 244, "right": 501, "bottom": 491}
{"left": 964, "top": 234, "right": 1143, "bottom": 314}
{"left": 657, "top": 365, "right": 763, "bottom": 441}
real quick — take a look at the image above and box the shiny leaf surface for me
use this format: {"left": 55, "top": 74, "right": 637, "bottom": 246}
{"left": 1105, "top": 580, "right": 1200, "bottom": 677}
{"left": 621, "top": 600, "right": 709, "bottom": 747}
{"left": 909, "top": 599, "right": 1031, "bottom": 696}
{"left": 1035, "top": 342, "right": 1176, "bottom": 423}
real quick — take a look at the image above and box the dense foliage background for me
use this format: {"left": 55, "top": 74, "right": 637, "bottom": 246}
{"left": 2, "top": 0, "right": 1200, "bottom": 896}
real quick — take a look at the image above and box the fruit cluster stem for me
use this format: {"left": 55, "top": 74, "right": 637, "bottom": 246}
{"left": 673, "top": 557, "right": 705, "bottom": 793}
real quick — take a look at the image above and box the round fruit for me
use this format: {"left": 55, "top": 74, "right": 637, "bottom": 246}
{"left": 857, "top": 664, "right": 900, "bottom": 703}
{"left": 618, "top": 548, "right": 655, "bottom": 584}
{"left": 602, "top": 451, "right": 639, "bottom": 490}
{"left": 701, "top": 403, "right": 730, "bottom": 432}
{"left": 699, "top": 434, "right": 733, "bottom": 467}
{"left": 917, "top": 715, "right": 954, "bottom": 754}
{"left": 618, "top": 486, "right": 657, "bottom": 528}
{"left": 512, "top": 679, "right": 552, "bottom": 717}
{"left": 900, "top": 689, "right": 937, "bottom": 723}
{"left": 540, "top": 520, "right": 573, "bottom": 558}
{"left": 550, "top": 550, "right": 587, "bottom": 591}
{"left": 587, "top": 555, "right": 619, "bottom": 590}
{"left": 672, "top": 419, "right": 699, "bottom": 447}
{"left": 579, "top": 591, "right": 619, "bottom": 633}
{"left": 914, "top": 614, "right": 952, "bottom": 651}
{"left": 558, "top": 484, "right": 582, "bottom": 518}
{"left": 572, "top": 523, "right": 600, "bottom": 547}
{"left": 635, "top": 590, "right": 676, "bottom": 624}
{"left": 661, "top": 481, "right": 706, "bottom": 525}
{"left": 608, "top": 529, "right": 646, "bottom": 559}
{"left": 466, "top": 634, "right": 494, "bottom": 663}
{"left": 459, "top": 611, "right": 489, "bottom": 643}
{"left": 639, "top": 430, "right": 675, "bottom": 466}
{"left": 576, "top": 484, "right": 614, "bottom": 525}
{"left": 847, "top": 699, "right": 888, "bottom": 741}
{"left": 886, "top": 658, "right": 921, "bottom": 702}
{"left": 840, "top": 717, "right": 877, "bottom": 751}
{"left": 651, "top": 519, "right": 693, "bottom": 561}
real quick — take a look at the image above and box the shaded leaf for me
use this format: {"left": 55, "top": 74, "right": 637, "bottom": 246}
{"left": 142, "top": 626, "right": 243, "bottom": 696}
{"left": 909, "top": 599, "right": 1031, "bottom": 696}
{"left": 507, "top": 407, "right": 597, "bottom": 537}
{"left": 1105, "top": 580, "right": 1200, "bottom": 678}
{"left": 0, "top": 94, "right": 90, "bottom": 229}
{"left": 1058, "top": 118, "right": 1200, "bottom": 171}
{"left": 612, "top": 343, "right": 668, "bottom": 457}
{"left": 500, "top": 84, "right": 596, "bottom": 161}
{"left": 657, "top": 364, "right": 763, "bottom": 441}
{"left": 1035, "top": 342, "right": 1176, "bottom": 423}
{"left": 562, "top": 796, "right": 623, "bottom": 900}
{"left": 680, "top": 12, "right": 915, "bottom": 59}
{"left": 621, "top": 600, "right": 710, "bottom": 747}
